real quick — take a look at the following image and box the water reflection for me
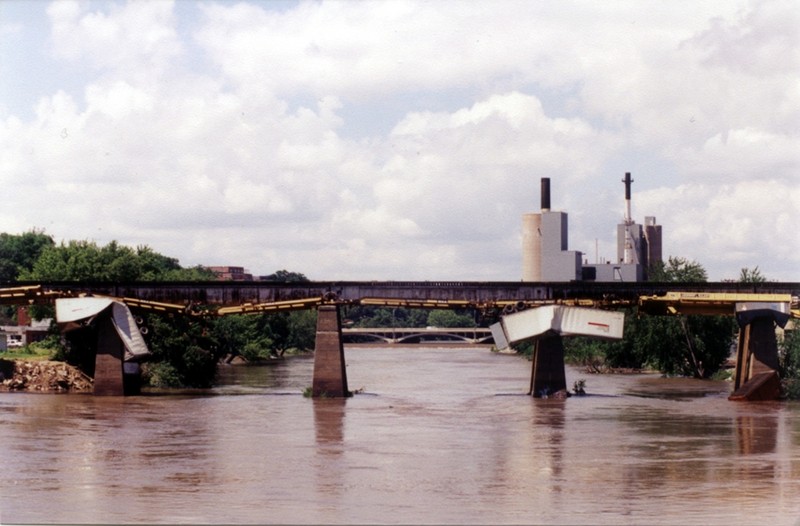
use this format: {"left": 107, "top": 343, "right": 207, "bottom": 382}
{"left": 532, "top": 400, "right": 566, "bottom": 491}
{"left": 313, "top": 398, "right": 346, "bottom": 450}
{"left": 736, "top": 410, "right": 778, "bottom": 455}
{"left": 312, "top": 398, "right": 346, "bottom": 518}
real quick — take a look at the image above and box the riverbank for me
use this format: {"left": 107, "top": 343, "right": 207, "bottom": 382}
{"left": 0, "top": 359, "right": 93, "bottom": 392}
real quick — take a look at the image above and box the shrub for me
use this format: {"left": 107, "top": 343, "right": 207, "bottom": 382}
{"left": 142, "top": 362, "right": 182, "bottom": 388}
{"left": 780, "top": 327, "right": 800, "bottom": 399}
{"left": 240, "top": 340, "right": 275, "bottom": 362}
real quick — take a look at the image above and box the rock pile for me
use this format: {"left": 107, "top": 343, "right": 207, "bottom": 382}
{"left": 0, "top": 359, "right": 93, "bottom": 392}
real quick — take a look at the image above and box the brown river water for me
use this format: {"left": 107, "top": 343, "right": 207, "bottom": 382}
{"left": 1, "top": 345, "right": 799, "bottom": 525}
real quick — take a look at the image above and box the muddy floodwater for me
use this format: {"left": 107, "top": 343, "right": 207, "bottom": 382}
{"left": 1, "top": 346, "right": 799, "bottom": 524}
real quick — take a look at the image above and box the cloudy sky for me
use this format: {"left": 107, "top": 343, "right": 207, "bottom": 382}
{"left": 1, "top": 0, "right": 798, "bottom": 282}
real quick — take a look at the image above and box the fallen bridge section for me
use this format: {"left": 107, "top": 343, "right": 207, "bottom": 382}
{"left": 491, "top": 306, "right": 625, "bottom": 397}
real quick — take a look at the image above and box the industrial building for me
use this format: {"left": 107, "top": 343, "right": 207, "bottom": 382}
{"left": 522, "top": 174, "right": 662, "bottom": 282}
{"left": 209, "top": 266, "right": 253, "bottom": 281}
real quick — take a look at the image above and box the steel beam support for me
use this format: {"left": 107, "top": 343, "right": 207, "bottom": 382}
{"left": 312, "top": 305, "right": 350, "bottom": 398}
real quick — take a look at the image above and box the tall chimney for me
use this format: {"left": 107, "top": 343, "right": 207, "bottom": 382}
{"left": 622, "top": 172, "right": 634, "bottom": 223}
{"left": 540, "top": 178, "right": 551, "bottom": 211}
{"left": 622, "top": 172, "right": 635, "bottom": 264}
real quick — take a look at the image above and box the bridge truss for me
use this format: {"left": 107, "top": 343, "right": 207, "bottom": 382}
{"left": 1, "top": 283, "right": 798, "bottom": 319}
{"left": 2, "top": 281, "right": 798, "bottom": 401}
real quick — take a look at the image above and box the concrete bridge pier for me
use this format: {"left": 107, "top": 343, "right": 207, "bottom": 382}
{"left": 93, "top": 314, "right": 141, "bottom": 396}
{"left": 312, "top": 305, "right": 351, "bottom": 398}
{"left": 529, "top": 333, "right": 568, "bottom": 398}
{"left": 729, "top": 302, "right": 790, "bottom": 401}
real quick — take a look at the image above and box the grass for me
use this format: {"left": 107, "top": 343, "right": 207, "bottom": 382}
{"left": 1, "top": 346, "right": 52, "bottom": 361}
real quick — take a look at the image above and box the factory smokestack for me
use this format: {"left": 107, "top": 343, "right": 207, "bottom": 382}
{"left": 541, "top": 178, "right": 551, "bottom": 211}
{"left": 622, "top": 172, "right": 634, "bottom": 223}
{"left": 622, "top": 172, "right": 633, "bottom": 207}
{"left": 622, "top": 172, "right": 635, "bottom": 264}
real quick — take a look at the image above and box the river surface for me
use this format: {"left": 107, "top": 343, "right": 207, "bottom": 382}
{"left": 1, "top": 346, "right": 799, "bottom": 525}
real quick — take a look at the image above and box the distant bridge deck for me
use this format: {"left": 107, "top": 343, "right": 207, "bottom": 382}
{"left": 342, "top": 327, "right": 494, "bottom": 344}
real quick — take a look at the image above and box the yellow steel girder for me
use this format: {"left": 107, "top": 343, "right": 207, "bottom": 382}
{"left": 216, "top": 297, "right": 325, "bottom": 316}
{"left": 638, "top": 291, "right": 795, "bottom": 317}
{"left": 0, "top": 285, "right": 71, "bottom": 304}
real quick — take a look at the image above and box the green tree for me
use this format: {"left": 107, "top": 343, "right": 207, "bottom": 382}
{"left": 19, "top": 239, "right": 216, "bottom": 282}
{"left": 262, "top": 269, "right": 309, "bottom": 282}
{"left": 0, "top": 229, "right": 55, "bottom": 281}
{"left": 348, "top": 306, "right": 429, "bottom": 328}
{"left": 258, "top": 310, "right": 317, "bottom": 354}
{"left": 779, "top": 327, "right": 800, "bottom": 399}
{"left": 426, "top": 309, "right": 476, "bottom": 328}
{"left": 134, "top": 245, "right": 182, "bottom": 280}
{"left": 212, "top": 315, "right": 273, "bottom": 362}
{"left": 738, "top": 266, "right": 767, "bottom": 283}
{"left": 20, "top": 240, "right": 138, "bottom": 281}
{"left": 141, "top": 314, "right": 220, "bottom": 388}
{"left": 649, "top": 256, "right": 708, "bottom": 282}
{"left": 354, "top": 308, "right": 401, "bottom": 328}
{"left": 643, "top": 257, "right": 734, "bottom": 377}
{"left": 161, "top": 265, "right": 218, "bottom": 281}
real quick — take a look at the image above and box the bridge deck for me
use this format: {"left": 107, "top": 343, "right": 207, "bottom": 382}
{"left": 2, "top": 281, "right": 798, "bottom": 318}
{"left": 3, "top": 280, "right": 798, "bottom": 304}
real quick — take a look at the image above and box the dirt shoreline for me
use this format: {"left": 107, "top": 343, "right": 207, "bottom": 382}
{"left": 0, "top": 359, "right": 93, "bottom": 392}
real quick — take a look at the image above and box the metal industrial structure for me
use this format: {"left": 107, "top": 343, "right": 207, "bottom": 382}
{"left": 522, "top": 174, "right": 662, "bottom": 282}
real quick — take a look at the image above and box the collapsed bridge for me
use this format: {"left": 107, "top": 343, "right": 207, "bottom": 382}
{"left": 1, "top": 280, "right": 798, "bottom": 400}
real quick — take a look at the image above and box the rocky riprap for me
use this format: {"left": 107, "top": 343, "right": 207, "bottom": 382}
{"left": 0, "top": 359, "right": 93, "bottom": 392}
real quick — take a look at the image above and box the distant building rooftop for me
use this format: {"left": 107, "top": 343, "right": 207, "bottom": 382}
{"left": 208, "top": 266, "right": 253, "bottom": 281}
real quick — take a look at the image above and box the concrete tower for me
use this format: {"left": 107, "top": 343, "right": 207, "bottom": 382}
{"left": 644, "top": 216, "right": 663, "bottom": 272}
{"left": 522, "top": 178, "right": 582, "bottom": 282}
{"left": 521, "top": 179, "right": 548, "bottom": 281}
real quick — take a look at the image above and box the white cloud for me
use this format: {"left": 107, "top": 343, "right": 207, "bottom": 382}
{"left": 47, "top": 0, "right": 182, "bottom": 74}
{"left": 0, "top": 0, "right": 797, "bottom": 283}
{"left": 637, "top": 181, "right": 799, "bottom": 281}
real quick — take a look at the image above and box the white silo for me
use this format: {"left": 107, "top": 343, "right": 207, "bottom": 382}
{"left": 521, "top": 178, "right": 550, "bottom": 281}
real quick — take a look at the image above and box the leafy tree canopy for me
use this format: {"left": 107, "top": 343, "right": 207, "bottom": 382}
{"left": 426, "top": 309, "right": 476, "bottom": 328}
{"left": 0, "top": 229, "right": 55, "bottom": 281}
{"left": 649, "top": 256, "right": 708, "bottom": 282}
{"left": 738, "top": 266, "right": 767, "bottom": 283}
{"left": 262, "top": 269, "right": 309, "bottom": 282}
{"left": 16, "top": 239, "right": 216, "bottom": 282}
